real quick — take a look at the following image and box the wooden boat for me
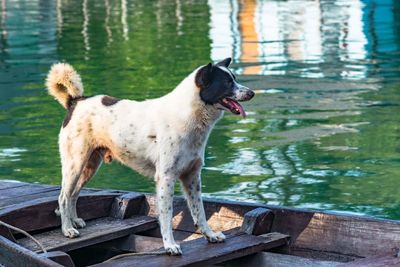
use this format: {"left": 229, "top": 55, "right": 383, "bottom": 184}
{"left": 0, "top": 185, "right": 399, "bottom": 266}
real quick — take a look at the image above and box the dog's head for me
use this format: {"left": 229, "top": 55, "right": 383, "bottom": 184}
{"left": 195, "top": 58, "right": 254, "bottom": 117}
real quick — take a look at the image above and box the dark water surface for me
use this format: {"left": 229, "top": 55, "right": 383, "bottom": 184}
{"left": 1, "top": 0, "right": 400, "bottom": 218}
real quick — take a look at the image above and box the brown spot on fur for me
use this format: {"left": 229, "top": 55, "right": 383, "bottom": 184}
{"left": 96, "top": 147, "right": 113, "bottom": 163}
{"left": 77, "top": 150, "right": 103, "bottom": 188}
{"left": 180, "top": 158, "right": 202, "bottom": 180}
{"left": 148, "top": 135, "right": 156, "bottom": 139}
{"left": 63, "top": 96, "right": 89, "bottom": 128}
{"left": 101, "top": 96, "right": 120, "bottom": 106}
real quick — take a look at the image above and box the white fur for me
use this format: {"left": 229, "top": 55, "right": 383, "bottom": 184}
{"left": 49, "top": 64, "right": 227, "bottom": 255}
{"left": 46, "top": 63, "right": 84, "bottom": 108}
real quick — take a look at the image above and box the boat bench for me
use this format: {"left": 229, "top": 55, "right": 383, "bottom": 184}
{"left": 95, "top": 232, "right": 288, "bottom": 267}
{"left": 0, "top": 192, "right": 289, "bottom": 267}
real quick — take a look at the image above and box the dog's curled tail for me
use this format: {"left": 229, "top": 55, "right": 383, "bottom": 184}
{"left": 46, "top": 63, "right": 84, "bottom": 109}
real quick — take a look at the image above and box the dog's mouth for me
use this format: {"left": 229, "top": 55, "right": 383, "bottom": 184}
{"left": 219, "top": 98, "right": 246, "bottom": 117}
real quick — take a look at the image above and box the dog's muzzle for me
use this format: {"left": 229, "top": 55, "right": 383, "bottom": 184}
{"left": 232, "top": 84, "right": 255, "bottom": 102}
{"left": 218, "top": 83, "right": 255, "bottom": 117}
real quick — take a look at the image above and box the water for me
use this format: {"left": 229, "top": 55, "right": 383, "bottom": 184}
{"left": 1, "top": 0, "right": 400, "bottom": 219}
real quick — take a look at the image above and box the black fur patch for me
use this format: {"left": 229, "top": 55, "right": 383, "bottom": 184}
{"left": 101, "top": 96, "right": 120, "bottom": 106}
{"left": 216, "top": 57, "right": 231, "bottom": 67}
{"left": 196, "top": 61, "right": 236, "bottom": 105}
{"left": 63, "top": 96, "right": 89, "bottom": 128}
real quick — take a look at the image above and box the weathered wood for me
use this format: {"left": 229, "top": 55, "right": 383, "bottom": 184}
{"left": 335, "top": 250, "right": 400, "bottom": 267}
{"left": 0, "top": 189, "right": 61, "bottom": 209}
{"left": 0, "top": 181, "right": 31, "bottom": 190}
{"left": 290, "top": 247, "right": 357, "bottom": 262}
{"left": 116, "top": 234, "right": 164, "bottom": 252}
{"left": 143, "top": 195, "right": 400, "bottom": 258}
{"left": 95, "top": 232, "right": 289, "bottom": 267}
{"left": 143, "top": 195, "right": 251, "bottom": 234}
{"left": 240, "top": 208, "right": 274, "bottom": 235}
{"left": 224, "top": 251, "right": 340, "bottom": 267}
{"left": 0, "top": 183, "right": 59, "bottom": 201}
{"left": 0, "top": 188, "right": 102, "bottom": 210}
{"left": 0, "top": 235, "right": 62, "bottom": 267}
{"left": 0, "top": 181, "right": 400, "bottom": 264}
{"left": 110, "top": 192, "right": 145, "bottom": 219}
{"left": 270, "top": 209, "right": 400, "bottom": 258}
{"left": 0, "top": 193, "right": 119, "bottom": 233}
{"left": 42, "top": 251, "right": 75, "bottom": 267}
{"left": 19, "top": 216, "right": 158, "bottom": 252}
{"left": 0, "top": 224, "right": 16, "bottom": 242}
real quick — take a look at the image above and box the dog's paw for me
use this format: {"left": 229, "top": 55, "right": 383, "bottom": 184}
{"left": 165, "top": 243, "right": 182, "bottom": 256}
{"left": 62, "top": 227, "right": 80, "bottom": 238}
{"left": 72, "top": 218, "right": 86, "bottom": 228}
{"left": 205, "top": 231, "right": 225, "bottom": 243}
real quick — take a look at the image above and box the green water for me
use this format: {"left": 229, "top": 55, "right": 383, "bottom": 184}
{"left": 1, "top": 0, "right": 400, "bottom": 219}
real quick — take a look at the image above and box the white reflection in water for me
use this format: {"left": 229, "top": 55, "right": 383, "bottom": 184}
{"left": 264, "top": 148, "right": 293, "bottom": 176}
{"left": 229, "top": 136, "right": 249, "bottom": 144}
{"left": 175, "top": 0, "right": 183, "bottom": 35}
{"left": 0, "top": 148, "right": 27, "bottom": 162}
{"left": 208, "top": 0, "right": 240, "bottom": 61}
{"left": 105, "top": 0, "right": 113, "bottom": 46}
{"left": 82, "top": 0, "right": 90, "bottom": 59}
{"left": 121, "top": 0, "right": 129, "bottom": 41}
{"left": 303, "top": 169, "right": 340, "bottom": 177}
{"left": 56, "top": 0, "right": 62, "bottom": 37}
{"left": 207, "top": 148, "right": 272, "bottom": 176}
{"left": 208, "top": 0, "right": 368, "bottom": 78}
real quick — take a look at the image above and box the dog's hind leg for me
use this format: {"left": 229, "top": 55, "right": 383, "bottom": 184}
{"left": 69, "top": 149, "right": 103, "bottom": 229}
{"left": 58, "top": 136, "right": 92, "bottom": 238}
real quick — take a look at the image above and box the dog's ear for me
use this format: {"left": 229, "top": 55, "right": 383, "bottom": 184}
{"left": 216, "top": 57, "right": 231, "bottom": 67}
{"left": 195, "top": 63, "right": 213, "bottom": 89}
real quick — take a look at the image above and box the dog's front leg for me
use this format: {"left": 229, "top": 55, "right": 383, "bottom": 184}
{"left": 156, "top": 174, "right": 182, "bottom": 255}
{"left": 181, "top": 174, "right": 226, "bottom": 243}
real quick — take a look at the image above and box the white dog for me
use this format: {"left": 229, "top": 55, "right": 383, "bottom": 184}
{"left": 46, "top": 58, "right": 254, "bottom": 255}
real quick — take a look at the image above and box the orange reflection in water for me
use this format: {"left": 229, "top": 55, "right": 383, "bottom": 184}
{"left": 239, "top": 0, "right": 261, "bottom": 75}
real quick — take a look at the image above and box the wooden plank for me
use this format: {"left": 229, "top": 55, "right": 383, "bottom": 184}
{"left": 142, "top": 195, "right": 400, "bottom": 258}
{"left": 0, "top": 235, "right": 62, "bottom": 267}
{"left": 0, "top": 188, "right": 61, "bottom": 209}
{"left": 18, "top": 215, "right": 158, "bottom": 252}
{"left": 110, "top": 192, "right": 145, "bottom": 219}
{"left": 0, "top": 192, "right": 120, "bottom": 233}
{"left": 270, "top": 209, "right": 400, "bottom": 258}
{"left": 42, "top": 251, "right": 75, "bottom": 267}
{"left": 0, "top": 188, "right": 104, "bottom": 210}
{"left": 116, "top": 234, "right": 164, "bottom": 252}
{"left": 0, "top": 181, "right": 31, "bottom": 190}
{"left": 335, "top": 250, "right": 400, "bottom": 267}
{"left": 143, "top": 195, "right": 251, "bottom": 234}
{"left": 0, "top": 183, "right": 59, "bottom": 200}
{"left": 240, "top": 208, "right": 274, "bottom": 235}
{"left": 95, "top": 232, "right": 289, "bottom": 267}
{"left": 224, "top": 251, "right": 340, "bottom": 267}
{"left": 97, "top": 229, "right": 209, "bottom": 256}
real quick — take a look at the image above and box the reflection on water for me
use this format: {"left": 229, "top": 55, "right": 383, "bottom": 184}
{"left": 1, "top": 0, "right": 400, "bottom": 218}
{"left": 210, "top": 0, "right": 399, "bottom": 80}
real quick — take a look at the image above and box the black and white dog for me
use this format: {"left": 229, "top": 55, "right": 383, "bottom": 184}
{"left": 46, "top": 58, "right": 254, "bottom": 255}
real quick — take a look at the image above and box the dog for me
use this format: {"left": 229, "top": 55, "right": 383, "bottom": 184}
{"left": 46, "top": 58, "right": 254, "bottom": 255}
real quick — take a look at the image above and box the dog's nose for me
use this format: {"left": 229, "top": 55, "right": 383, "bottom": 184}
{"left": 247, "top": 90, "right": 255, "bottom": 99}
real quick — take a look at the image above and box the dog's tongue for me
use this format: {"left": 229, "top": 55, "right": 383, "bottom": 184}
{"left": 228, "top": 99, "right": 246, "bottom": 118}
